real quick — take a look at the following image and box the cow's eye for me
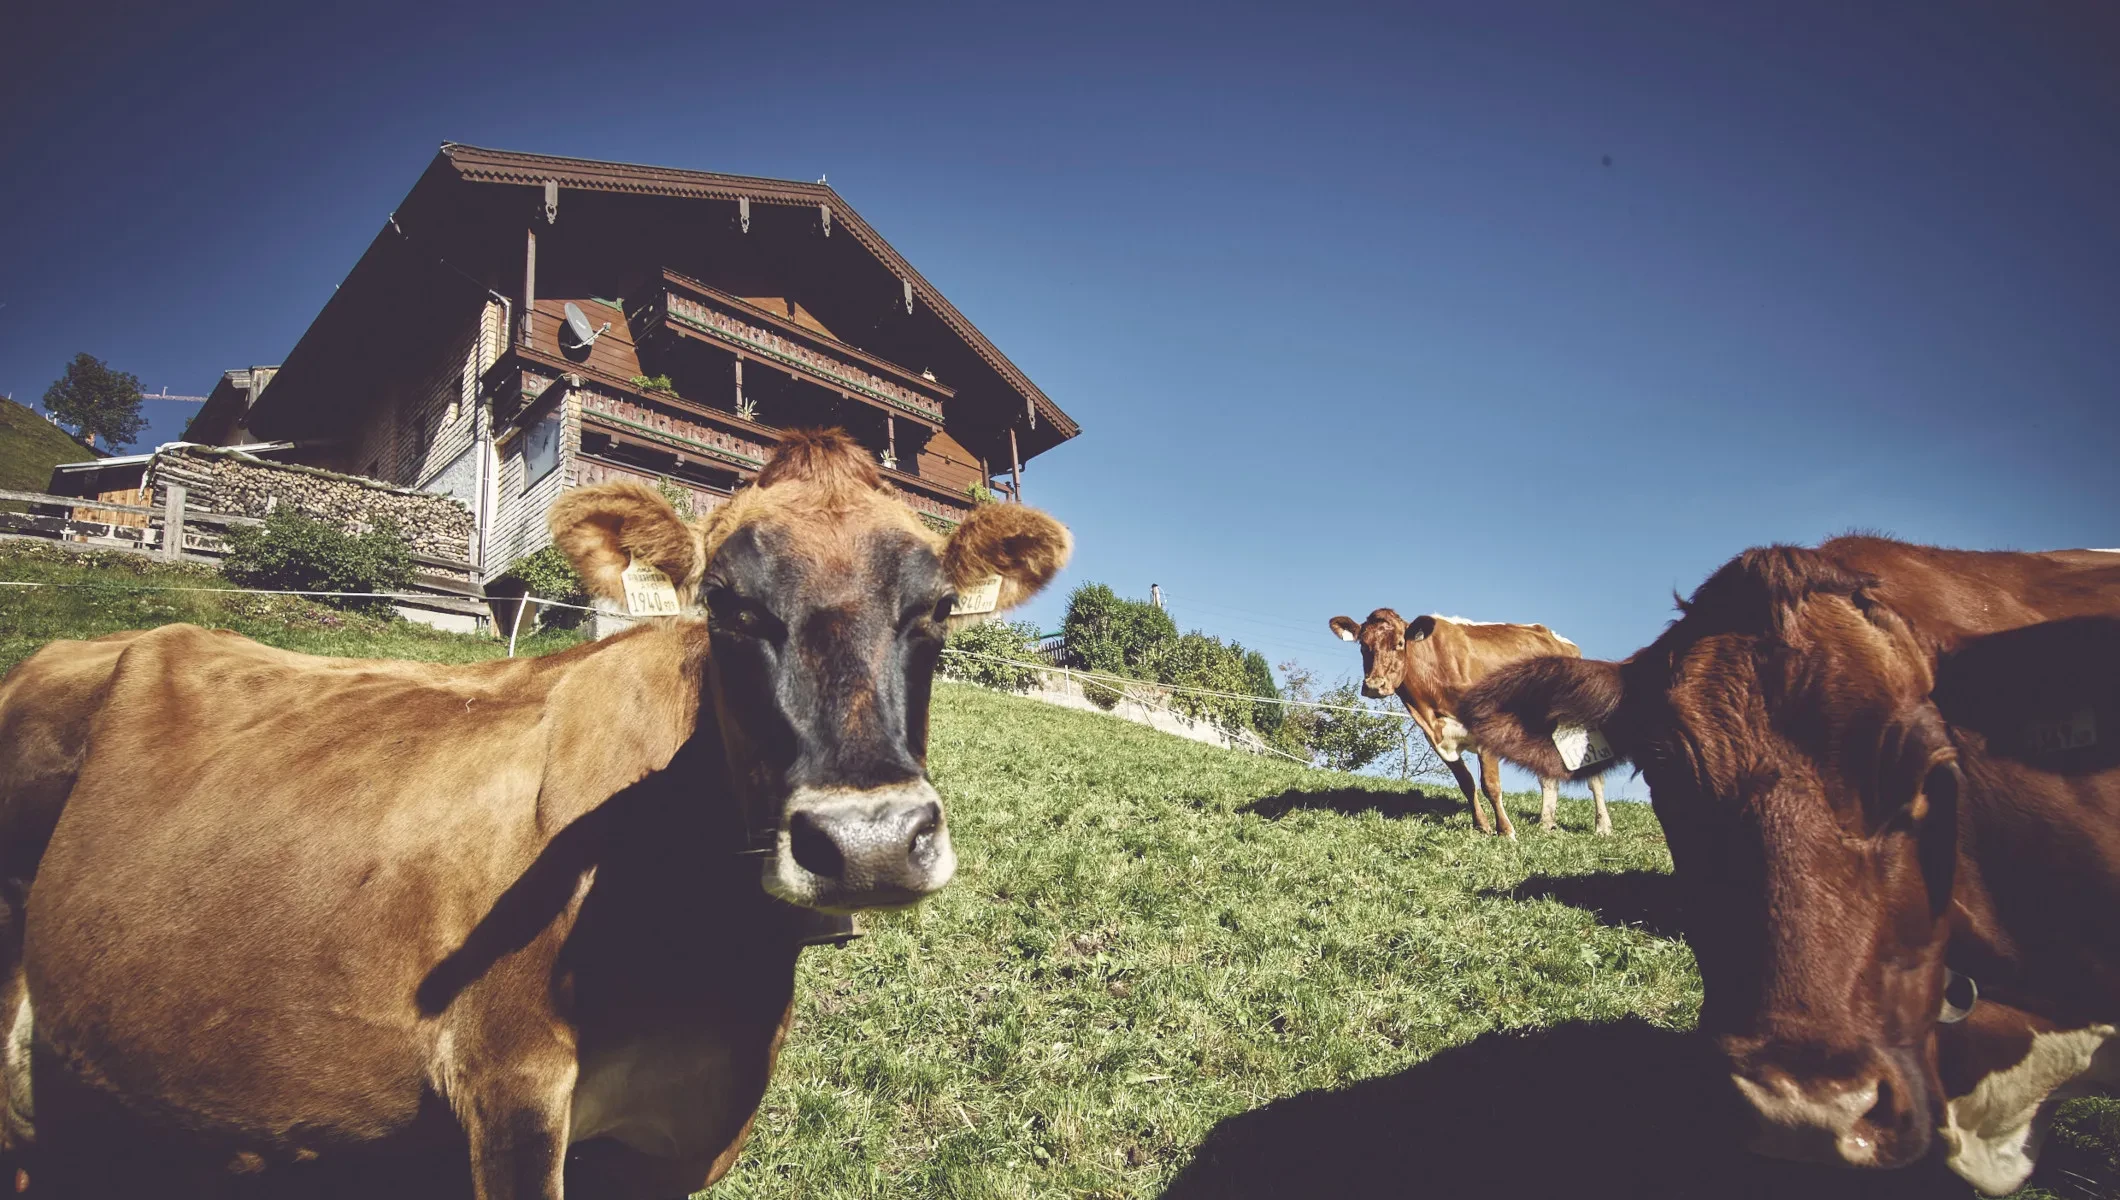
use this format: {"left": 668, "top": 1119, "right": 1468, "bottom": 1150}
{"left": 931, "top": 595, "right": 957, "bottom": 625}
{"left": 706, "top": 588, "right": 780, "bottom": 640}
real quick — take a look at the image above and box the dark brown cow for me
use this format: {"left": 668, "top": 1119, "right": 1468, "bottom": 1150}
{"left": 2, "top": 429, "right": 1070, "bottom": 1198}
{"left": 1458, "top": 538, "right": 2120, "bottom": 1192}
{"left": 1329, "top": 610, "right": 1611, "bottom": 838}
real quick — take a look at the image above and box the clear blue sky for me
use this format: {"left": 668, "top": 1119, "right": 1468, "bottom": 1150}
{"left": 5, "top": 2, "right": 2115, "bottom": 793}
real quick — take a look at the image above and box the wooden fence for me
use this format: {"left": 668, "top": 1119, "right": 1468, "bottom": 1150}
{"left": 0, "top": 487, "right": 489, "bottom": 618}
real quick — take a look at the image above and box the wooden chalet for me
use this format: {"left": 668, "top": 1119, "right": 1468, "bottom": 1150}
{"left": 196, "top": 144, "right": 1080, "bottom": 580}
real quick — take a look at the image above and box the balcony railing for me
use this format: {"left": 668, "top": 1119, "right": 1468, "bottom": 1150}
{"left": 644, "top": 272, "right": 949, "bottom": 427}
{"left": 516, "top": 351, "right": 972, "bottom": 527}
{"left": 578, "top": 390, "right": 769, "bottom": 470}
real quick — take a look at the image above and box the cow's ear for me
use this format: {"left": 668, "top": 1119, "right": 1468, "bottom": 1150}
{"left": 1329, "top": 616, "right": 1361, "bottom": 642}
{"left": 943, "top": 503, "right": 1072, "bottom": 618}
{"left": 1459, "top": 656, "right": 1629, "bottom": 779}
{"left": 548, "top": 482, "right": 708, "bottom": 608}
{"left": 1934, "top": 615, "right": 2120, "bottom": 773}
{"left": 1404, "top": 615, "right": 1438, "bottom": 644}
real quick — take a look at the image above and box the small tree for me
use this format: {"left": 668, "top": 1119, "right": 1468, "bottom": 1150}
{"left": 42, "top": 353, "right": 145, "bottom": 450}
{"left": 222, "top": 508, "right": 414, "bottom": 614}
{"left": 1269, "top": 661, "right": 1404, "bottom": 772}
{"left": 1308, "top": 680, "right": 1414, "bottom": 773}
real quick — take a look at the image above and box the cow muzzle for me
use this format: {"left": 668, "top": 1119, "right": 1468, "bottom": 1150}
{"left": 765, "top": 780, "right": 955, "bottom": 912}
{"left": 1729, "top": 1046, "right": 1932, "bottom": 1171}
{"left": 1361, "top": 678, "right": 1392, "bottom": 699}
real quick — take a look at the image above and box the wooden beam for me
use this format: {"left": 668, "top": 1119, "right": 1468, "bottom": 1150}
{"left": 160, "top": 484, "right": 187, "bottom": 561}
{"left": 522, "top": 226, "right": 537, "bottom": 346}
{"left": 1009, "top": 427, "right": 1022, "bottom": 504}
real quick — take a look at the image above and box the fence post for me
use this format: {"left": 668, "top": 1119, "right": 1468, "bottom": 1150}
{"left": 160, "top": 485, "right": 187, "bottom": 561}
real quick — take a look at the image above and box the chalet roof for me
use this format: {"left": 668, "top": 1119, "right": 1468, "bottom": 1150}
{"left": 437, "top": 144, "right": 1077, "bottom": 440}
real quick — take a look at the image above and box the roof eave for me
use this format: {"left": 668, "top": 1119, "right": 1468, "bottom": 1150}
{"left": 438, "top": 143, "right": 1080, "bottom": 443}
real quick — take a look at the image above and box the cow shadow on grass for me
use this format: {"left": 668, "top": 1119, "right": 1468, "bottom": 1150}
{"left": 1159, "top": 1018, "right": 1969, "bottom": 1200}
{"left": 1240, "top": 786, "right": 1464, "bottom": 823}
{"left": 1501, "top": 870, "right": 1690, "bottom": 940}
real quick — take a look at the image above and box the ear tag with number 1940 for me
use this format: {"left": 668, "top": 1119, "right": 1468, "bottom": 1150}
{"left": 622, "top": 557, "right": 682, "bottom": 617}
{"left": 951, "top": 574, "right": 1004, "bottom": 617}
{"left": 1553, "top": 723, "right": 1617, "bottom": 772}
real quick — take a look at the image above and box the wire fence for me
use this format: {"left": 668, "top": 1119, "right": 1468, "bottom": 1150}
{"left": 0, "top": 577, "right": 596, "bottom": 658}
{"left": 2, "top": 578, "right": 1437, "bottom": 773}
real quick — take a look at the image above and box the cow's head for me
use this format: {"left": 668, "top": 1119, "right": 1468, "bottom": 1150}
{"left": 552, "top": 429, "right": 1070, "bottom": 912}
{"left": 1459, "top": 547, "right": 1961, "bottom": 1170}
{"left": 1328, "top": 609, "right": 1436, "bottom": 698}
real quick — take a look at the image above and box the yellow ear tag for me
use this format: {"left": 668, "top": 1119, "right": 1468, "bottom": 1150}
{"left": 621, "top": 556, "right": 682, "bottom": 617}
{"left": 1553, "top": 723, "right": 1617, "bottom": 772}
{"left": 950, "top": 574, "right": 1004, "bottom": 617}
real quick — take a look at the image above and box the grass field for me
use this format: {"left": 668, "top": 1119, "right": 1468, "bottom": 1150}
{"left": 0, "top": 539, "right": 582, "bottom": 676}
{"left": 0, "top": 397, "right": 98, "bottom": 493}
{"left": 0, "top": 539, "right": 2110, "bottom": 1198}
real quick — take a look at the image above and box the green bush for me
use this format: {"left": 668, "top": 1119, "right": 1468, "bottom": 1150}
{"left": 493, "top": 544, "right": 589, "bottom": 630}
{"left": 942, "top": 619, "right": 1046, "bottom": 692}
{"left": 1243, "top": 649, "right": 1283, "bottom": 734}
{"left": 221, "top": 507, "right": 414, "bottom": 615}
{"left": 1146, "top": 631, "right": 1254, "bottom": 728}
{"left": 1061, "top": 583, "right": 1177, "bottom": 679}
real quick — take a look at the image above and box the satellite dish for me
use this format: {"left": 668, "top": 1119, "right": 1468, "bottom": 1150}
{"left": 560, "top": 302, "right": 611, "bottom": 351}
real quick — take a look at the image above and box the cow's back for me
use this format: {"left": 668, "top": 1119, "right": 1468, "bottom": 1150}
{"left": 24, "top": 624, "right": 568, "bottom": 1161}
{"left": 1415, "top": 618, "right": 1582, "bottom": 709}
{"left": 1824, "top": 537, "right": 2120, "bottom": 645}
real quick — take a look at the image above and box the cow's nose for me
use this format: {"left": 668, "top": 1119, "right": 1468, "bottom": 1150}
{"left": 1729, "top": 1050, "right": 1931, "bottom": 1170}
{"left": 773, "top": 782, "right": 954, "bottom": 909}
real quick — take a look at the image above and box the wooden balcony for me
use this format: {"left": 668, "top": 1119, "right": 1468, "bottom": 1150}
{"left": 514, "top": 351, "right": 973, "bottom": 526}
{"left": 638, "top": 270, "right": 949, "bottom": 429}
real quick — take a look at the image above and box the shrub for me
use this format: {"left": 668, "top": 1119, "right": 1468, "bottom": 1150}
{"left": 1061, "top": 583, "right": 1176, "bottom": 678}
{"left": 492, "top": 544, "right": 589, "bottom": 630}
{"left": 942, "top": 619, "right": 1046, "bottom": 692}
{"left": 221, "top": 507, "right": 414, "bottom": 614}
{"left": 1146, "top": 631, "right": 1253, "bottom": 728}
{"left": 1242, "top": 649, "right": 1283, "bottom": 734}
{"left": 654, "top": 476, "right": 696, "bottom": 518}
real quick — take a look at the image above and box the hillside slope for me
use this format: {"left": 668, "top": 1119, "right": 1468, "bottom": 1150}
{"left": 0, "top": 396, "right": 97, "bottom": 492}
{"left": 0, "top": 547, "right": 2103, "bottom": 1199}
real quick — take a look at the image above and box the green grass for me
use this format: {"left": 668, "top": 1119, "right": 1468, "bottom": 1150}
{"left": 3, "top": 541, "right": 2113, "bottom": 1198}
{"left": 0, "top": 397, "right": 98, "bottom": 493}
{"left": 0, "top": 539, "right": 582, "bottom": 675}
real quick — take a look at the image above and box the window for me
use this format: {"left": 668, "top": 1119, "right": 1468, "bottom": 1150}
{"left": 523, "top": 405, "right": 563, "bottom": 491}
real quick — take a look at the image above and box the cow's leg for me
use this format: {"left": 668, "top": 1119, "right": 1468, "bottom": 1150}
{"left": 448, "top": 969, "right": 579, "bottom": 1200}
{"left": 1538, "top": 778, "right": 1560, "bottom": 832}
{"left": 1479, "top": 753, "right": 1515, "bottom": 841}
{"left": 466, "top": 1088, "right": 573, "bottom": 1200}
{"left": 1589, "top": 774, "right": 1613, "bottom": 836}
{"left": 1444, "top": 757, "right": 1491, "bottom": 834}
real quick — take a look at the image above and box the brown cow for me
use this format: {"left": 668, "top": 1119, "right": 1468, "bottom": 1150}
{"left": 6, "top": 429, "right": 1070, "bottom": 1198}
{"left": 1329, "top": 610, "right": 1611, "bottom": 838}
{"left": 1458, "top": 538, "right": 2120, "bottom": 1192}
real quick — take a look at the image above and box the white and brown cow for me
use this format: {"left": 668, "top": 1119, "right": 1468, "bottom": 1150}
{"left": 1328, "top": 610, "right": 1611, "bottom": 838}
{"left": 0, "top": 429, "right": 1071, "bottom": 1198}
